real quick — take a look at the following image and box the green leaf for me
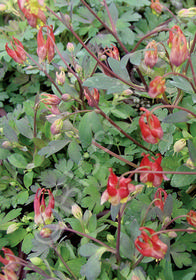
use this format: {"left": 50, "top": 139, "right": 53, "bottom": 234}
{"left": 15, "top": 117, "right": 34, "bottom": 139}
{"left": 7, "top": 228, "right": 26, "bottom": 247}
{"left": 16, "top": 191, "right": 29, "bottom": 204}
{"left": 163, "top": 111, "right": 190, "bottom": 123}
{"left": 68, "top": 141, "right": 82, "bottom": 163}
{"left": 1, "top": 208, "right": 22, "bottom": 224}
{"left": 188, "top": 140, "right": 196, "bottom": 164}
{"left": 108, "top": 57, "right": 130, "bottom": 80}
{"left": 8, "top": 154, "right": 28, "bottom": 169}
{"left": 79, "top": 243, "right": 99, "bottom": 257}
{"left": 80, "top": 247, "right": 107, "bottom": 280}
{"left": 38, "top": 140, "right": 70, "bottom": 158}
{"left": 121, "top": 51, "right": 142, "bottom": 66}
{"left": 0, "top": 148, "right": 11, "bottom": 160}
{"left": 83, "top": 73, "right": 130, "bottom": 94}
{"left": 169, "top": 76, "right": 194, "bottom": 94}
{"left": 22, "top": 233, "right": 34, "bottom": 254}
{"left": 171, "top": 250, "right": 192, "bottom": 269}
{"left": 23, "top": 171, "right": 34, "bottom": 188}
{"left": 79, "top": 112, "right": 102, "bottom": 149}
{"left": 171, "top": 165, "right": 196, "bottom": 188}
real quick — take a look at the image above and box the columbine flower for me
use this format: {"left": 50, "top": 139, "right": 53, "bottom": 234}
{"left": 50, "top": 119, "right": 63, "bottom": 135}
{"left": 5, "top": 37, "right": 26, "bottom": 64}
{"left": 154, "top": 188, "right": 168, "bottom": 211}
{"left": 139, "top": 153, "right": 166, "bottom": 188}
{"left": 170, "top": 32, "right": 188, "bottom": 67}
{"left": 150, "top": 0, "right": 163, "bottom": 15}
{"left": 187, "top": 210, "right": 196, "bottom": 227}
{"left": 18, "top": 0, "right": 46, "bottom": 28}
{"left": 84, "top": 88, "right": 99, "bottom": 107}
{"left": 167, "top": 25, "right": 183, "bottom": 47}
{"left": 144, "top": 40, "right": 158, "bottom": 68}
{"left": 101, "top": 168, "right": 132, "bottom": 206}
{"left": 0, "top": 268, "right": 18, "bottom": 280}
{"left": 56, "top": 71, "right": 66, "bottom": 85}
{"left": 148, "top": 76, "right": 166, "bottom": 98}
{"left": 135, "top": 227, "right": 168, "bottom": 259}
{"left": 37, "top": 25, "right": 55, "bottom": 63}
{"left": 0, "top": 248, "right": 17, "bottom": 271}
{"left": 178, "top": 7, "right": 196, "bottom": 18}
{"left": 40, "top": 93, "right": 61, "bottom": 115}
{"left": 34, "top": 188, "right": 55, "bottom": 225}
{"left": 104, "top": 44, "right": 120, "bottom": 60}
{"left": 139, "top": 107, "right": 163, "bottom": 144}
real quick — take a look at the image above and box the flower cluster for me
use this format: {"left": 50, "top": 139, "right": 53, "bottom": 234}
{"left": 139, "top": 107, "right": 163, "bottom": 144}
{"left": 135, "top": 227, "right": 168, "bottom": 259}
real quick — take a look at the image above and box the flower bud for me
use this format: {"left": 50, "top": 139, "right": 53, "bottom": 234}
{"left": 7, "top": 223, "right": 19, "bottom": 234}
{"left": 75, "top": 64, "right": 82, "bottom": 74}
{"left": 50, "top": 119, "right": 63, "bottom": 135}
{"left": 40, "top": 227, "right": 52, "bottom": 238}
{"left": 0, "top": 4, "right": 6, "bottom": 11}
{"left": 56, "top": 71, "right": 65, "bottom": 85}
{"left": 178, "top": 7, "right": 196, "bottom": 18}
{"left": 185, "top": 158, "right": 195, "bottom": 169}
{"left": 173, "top": 139, "right": 186, "bottom": 153}
{"left": 168, "top": 231, "right": 177, "bottom": 238}
{"left": 61, "top": 94, "right": 71, "bottom": 102}
{"left": 67, "top": 42, "right": 74, "bottom": 52}
{"left": 30, "top": 257, "right": 43, "bottom": 266}
{"left": 2, "top": 141, "right": 12, "bottom": 149}
{"left": 72, "top": 204, "right": 83, "bottom": 220}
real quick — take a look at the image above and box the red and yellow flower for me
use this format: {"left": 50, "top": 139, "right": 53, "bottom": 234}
{"left": 5, "top": 37, "right": 26, "bottom": 64}
{"left": 139, "top": 107, "right": 163, "bottom": 144}
{"left": 144, "top": 40, "right": 158, "bottom": 68}
{"left": 154, "top": 187, "right": 168, "bottom": 211}
{"left": 101, "top": 168, "right": 132, "bottom": 206}
{"left": 37, "top": 25, "right": 55, "bottom": 63}
{"left": 135, "top": 227, "right": 168, "bottom": 259}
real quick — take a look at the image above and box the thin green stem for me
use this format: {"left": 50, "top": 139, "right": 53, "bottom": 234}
{"left": 161, "top": 215, "right": 188, "bottom": 231}
{"left": 151, "top": 104, "right": 196, "bottom": 118}
{"left": 46, "top": 6, "right": 145, "bottom": 92}
{"left": 103, "top": 0, "right": 116, "bottom": 34}
{"left": 163, "top": 71, "right": 196, "bottom": 93}
{"left": 188, "top": 57, "right": 196, "bottom": 87}
{"left": 92, "top": 140, "right": 138, "bottom": 168}
{"left": 184, "top": 32, "right": 196, "bottom": 74}
{"left": 24, "top": 52, "right": 64, "bottom": 96}
{"left": 79, "top": 0, "right": 129, "bottom": 53}
{"left": 52, "top": 246, "right": 78, "bottom": 280}
{"left": 116, "top": 210, "right": 121, "bottom": 263}
{"left": 153, "top": 228, "right": 196, "bottom": 236}
{"left": 83, "top": 90, "right": 153, "bottom": 153}
{"left": 63, "top": 225, "right": 116, "bottom": 254}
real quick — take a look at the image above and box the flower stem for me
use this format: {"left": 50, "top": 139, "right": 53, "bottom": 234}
{"left": 63, "top": 225, "right": 116, "bottom": 254}
{"left": 151, "top": 104, "right": 196, "bottom": 118}
{"left": 116, "top": 210, "right": 121, "bottom": 263}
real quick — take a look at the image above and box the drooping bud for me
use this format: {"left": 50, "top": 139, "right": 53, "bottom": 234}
{"left": 148, "top": 76, "right": 166, "bottom": 98}
{"left": 67, "top": 42, "right": 74, "bottom": 52}
{"left": 84, "top": 88, "right": 100, "bottom": 107}
{"left": 185, "top": 158, "right": 196, "bottom": 169}
{"left": 40, "top": 227, "right": 52, "bottom": 238}
{"left": 72, "top": 204, "right": 83, "bottom": 220}
{"left": 144, "top": 40, "right": 158, "bottom": 68}
{"left": 178, "top": 7, "right": 196, "bottom": 18}
{"left": 5, "top": 37, "right": 26, "bottom": 64}
{"left": 56, "top": 71, "right": 66, "bottom": 85}
{"left": 50, "top": 119, "right": 63, "bottom": 135}
{"left": 173, "top": 139, "right": 186, "bottom": 153}
{"left": 150, "top": 0, "right": 163, "bottom": 15}
{"left": 62, "top": 94, "right": 71, "bottom": 102}
{"left": 37, "top": 25, "right": 55, "bottom": 63}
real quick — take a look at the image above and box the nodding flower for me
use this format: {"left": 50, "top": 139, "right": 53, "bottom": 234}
{"left": 101, "top": 168, "right": 133, "bottom": 206}
{"left": 18, "top": 0, "right": 46, "bottom": 28}
{"left": 34, "top": 188, "right": 55, "bottom": 225}
{"left": 139, "top": 107, "right": 163, "bottom": 144}
{"left": 135, "top": 227, "right": 168, "bottom": 259}
{"left": 5, "top": 37, "right": 26, "bottom": 64}
{"left": 37, "top": 25, "right": 55, "bottom": 63}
